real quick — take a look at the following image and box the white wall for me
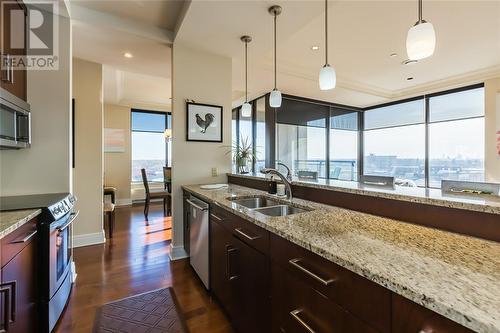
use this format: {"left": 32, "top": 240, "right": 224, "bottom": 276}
{"left": 72, "top": 58, "right": 104, "bottom": 247}
{"left": 484, "top": 77, "right": 500, "bottom": 182}
{"left": 0, "top": 14, "right": 72, "bottom": 196}
{"left": 171, "top": 43, "right": 232, "bottom": 259}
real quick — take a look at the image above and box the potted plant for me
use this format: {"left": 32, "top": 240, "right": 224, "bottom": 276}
{"left": 225, "top": 136, "right": 255, "bottom": 174}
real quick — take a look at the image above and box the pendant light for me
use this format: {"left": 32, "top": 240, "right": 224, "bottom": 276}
{"left": 268, "top": 5, "right": 282, "bottom": 108}
{"left": 240, "top": 35, "right": 253, "bottom": 117}
{"left": 406, "top": 0, "right": 436, "bottom": 60}
{"left": 319, "top": 0, "right": 336, "bottom": 90}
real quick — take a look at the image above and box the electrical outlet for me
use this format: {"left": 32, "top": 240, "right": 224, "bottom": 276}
{"left": 211, "top": 168, "right": 218, "bottom": 177}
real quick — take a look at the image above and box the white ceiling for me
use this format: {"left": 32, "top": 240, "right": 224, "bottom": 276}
{"left": 177, "top": 0, "right": 500, "bottom": 108}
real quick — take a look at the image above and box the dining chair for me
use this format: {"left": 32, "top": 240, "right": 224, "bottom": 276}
{"left": 163, "top": 166, "right": 172, "bottom": 193}
{"left": 141, "top": 168, "right": 171, "bottom": 221}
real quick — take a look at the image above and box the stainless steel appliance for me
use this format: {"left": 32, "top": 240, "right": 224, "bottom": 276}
{"left": 0, "top": 193, "right": 77, "bottom": 332}
{"left": 186, "top": 196, "right": 209, "bottom": 289}
{"left": 0, "top": 88, "right": 31, "bottom": 149}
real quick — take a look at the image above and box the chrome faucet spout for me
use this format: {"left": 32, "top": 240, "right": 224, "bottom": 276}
{"left": 260, "top": 168, "right": 293, "bottom": 202}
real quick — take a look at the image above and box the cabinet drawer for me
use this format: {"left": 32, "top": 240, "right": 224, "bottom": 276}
{"left": 392, "top": 294, "right": 473, "bottom": 333}
{"left": 272, "top": 264, "right": 377, "bottom": 333}
{"left": 270, "top": 234, "right": 391, "bottom": 333}
{"left": 1, "top": 217, "right": 37, "bottom": 267}
{"left": 210, "top": 204, "right": 269, "bottom": 255}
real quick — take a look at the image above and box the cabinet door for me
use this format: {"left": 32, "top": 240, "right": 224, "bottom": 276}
{"left": 1, "top": 237, "right": 38, "bottom": 333}
{"left": 210, "top": 219, "right": 236, "bottom": 317}
{"left": 231, "top": 236, "right": 269, "bottom": 333}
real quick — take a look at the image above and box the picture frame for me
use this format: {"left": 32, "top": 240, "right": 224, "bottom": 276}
{"left": 186, "top": 102, "right": 223, "bottom": 142}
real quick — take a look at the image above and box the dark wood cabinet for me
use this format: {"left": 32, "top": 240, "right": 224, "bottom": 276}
{"left": 0, "top": 217, "right": 38, "bottom": 333}
{"left": 0, "top": 0, "right": 28, "bottom": 101}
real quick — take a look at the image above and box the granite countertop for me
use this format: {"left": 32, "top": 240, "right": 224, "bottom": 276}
{"left": 228, "top": 173, "right": 500, "bottom": 215}
{"left": 0, "top": 209, "right": 41, "bottom": 239}
{"left": 183, "top": 183, "right": 500, "bottom": 333}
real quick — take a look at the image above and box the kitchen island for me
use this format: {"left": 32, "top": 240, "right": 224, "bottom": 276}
{"left": 183, "top": 183, "right": 500, "bottom": 333}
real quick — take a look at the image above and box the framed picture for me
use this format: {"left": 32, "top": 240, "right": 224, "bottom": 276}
{"left": 186, "top": 102, "right": 223, "bottom": 142}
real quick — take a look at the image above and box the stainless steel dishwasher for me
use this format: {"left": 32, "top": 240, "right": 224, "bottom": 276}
{"left": 186, "top": 196, "right": 210, "bottom": 289}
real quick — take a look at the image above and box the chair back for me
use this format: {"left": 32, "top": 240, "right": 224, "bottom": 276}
{"left": 163, "top": 167, "right": 172, "bottom": 181}
{"left": 141, "top": 168, "right": 150, "bottom": 195}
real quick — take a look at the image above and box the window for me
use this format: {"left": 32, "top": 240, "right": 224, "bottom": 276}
{"left": 428, "top": 87, "right": 485, "bottom": 187}
{"left": 363, "top": 99, "right": 426, "bottom": 186}
{"left": 255, "top": 97, "right": 266, "bottom": 171}
{"left": 239, "top": 105, "right": 254, "bottom": 171}
{"left": 330, "top": 109, "right": 358, "bottom": 180}
{"left": 131, "top": 110, "right": 170, "bottom": 182}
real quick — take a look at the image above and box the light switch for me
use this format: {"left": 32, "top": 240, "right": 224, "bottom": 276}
{"left": 211, "top": 168, "right": 218, "bottom": 177}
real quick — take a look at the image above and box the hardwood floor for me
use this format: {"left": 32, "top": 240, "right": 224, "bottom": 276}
{"left": 54, "top": 204, "right": 233, "bottom": 333}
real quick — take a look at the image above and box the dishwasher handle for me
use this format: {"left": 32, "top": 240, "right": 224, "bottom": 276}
{"left": 186, "top": 199, "right": 209, "bottom": 211}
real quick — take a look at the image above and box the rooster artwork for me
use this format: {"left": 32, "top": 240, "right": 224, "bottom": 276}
{"left": 196, "top": 113, "right": 215, "bottom": 133}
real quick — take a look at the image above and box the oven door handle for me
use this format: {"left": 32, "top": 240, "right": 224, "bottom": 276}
{"left": 58, "top": 210, "right": 79, "bottom": 231}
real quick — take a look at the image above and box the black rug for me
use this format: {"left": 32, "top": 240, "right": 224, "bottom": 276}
{"left": 92, "top": 287, "right": 188, "bottom": 333}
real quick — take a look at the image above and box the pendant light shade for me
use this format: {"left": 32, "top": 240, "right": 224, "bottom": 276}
{"left": 319, "top": 65, "right": 336, "bottom": 90}
{"left": 269, "top": 5, "right": 282, "bottom": 108}
{"left": 241, "top": 103, "right": 252, "bottom": 117}
{"left": 406, "top": 0, "right": 435, "bottom": 60}
{"left": 240, "top": 35, "right": 253, "bottom": 117}
{"left": 269, "top": 89, "right": 282, "bottom": 108}
{"left": 319, "top": 0, "right": 336, "bottom": 91}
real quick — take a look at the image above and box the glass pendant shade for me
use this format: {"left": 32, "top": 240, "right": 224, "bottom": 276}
{"left": 269, "top": 89, "right": 282, "bottom": 108}
{"left": 241, "top": 102, "right": 252, "bottom": 117}
{"left": 406, "top": 21, "right": 436, "bottom": 60}
{"left": 319, "top": 65, "right": 336, "bottom": 90}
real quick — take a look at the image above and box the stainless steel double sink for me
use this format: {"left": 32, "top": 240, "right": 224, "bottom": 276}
{"left": 230, "top": 196, "right": 311, "bottom": 217}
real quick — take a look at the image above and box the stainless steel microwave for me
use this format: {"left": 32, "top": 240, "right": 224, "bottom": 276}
{"left": 0, "top": 87, "right": 31, "bottom": 149}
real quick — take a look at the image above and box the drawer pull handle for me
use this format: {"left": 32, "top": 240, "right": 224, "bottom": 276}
{"left": 234, "top": 228, "right": 260, "bottom": 241}
{"left": 289, "top": 258, "right": 336, "bottom": 286}
{"left": 210, "top": 214, "right": 223, "bottom": 221}
{"left": 10, "top": 230, "right": 37, "bottom": 243}
{"left": 290, "top": 309, "right": 316, "bottom": 333}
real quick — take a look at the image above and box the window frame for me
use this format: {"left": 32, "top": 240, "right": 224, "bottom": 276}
{"left": 362, "top": 83, "right": 485, "bottom": 188}
{"left": 130, "top": 109, "right": 172, "bottom": 183}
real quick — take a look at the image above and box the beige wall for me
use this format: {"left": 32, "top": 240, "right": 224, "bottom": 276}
{"left": 72, "top": 58, "right": 104, "bottom": 247}
{"left": 103, "top": 104, "right": 131, "bottom": 205}
{"left": 484, "top": 77, "right": 500, "bottom": 182}
{"left": 0, "top": 15, "right": 72, "bottom": 196}
{"left": 171, "top": 43, "right": 232, "bottom": 258}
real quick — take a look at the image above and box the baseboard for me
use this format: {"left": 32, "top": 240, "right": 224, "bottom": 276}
{"left": 73, "top": 230, "right": 106, "bottom": 248}
{"left": 168, "top": 244, "right": 189, "bottom": 261}
{"left": 116, "top": 198, "right": 132, "bottom": 207}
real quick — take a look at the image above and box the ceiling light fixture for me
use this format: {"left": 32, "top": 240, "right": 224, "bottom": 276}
{"left": 319, "top": 0, "right": 336, "bottom": 90}
{"left": 402, "top": 59, "right": 418, "bottom": 65}
{"left": 406, "top": 77, "right": 414, "bottom": 81}
{"left": 124, "top": 52, "right": 133, "bottom": 58}
{"left": 406, "top": 0, "right": 436, "bottom": 60}
{"left": 240, "top": 35, "right": 252, "bottom": 118}
{"left": 311, "top": 45, "right": 320, "bottom": 51}
{"left": 390, "top": 53, "right": 398, "bottom": 57}
{"left": 269, "top": 5, "right": 282, "bottom": 108}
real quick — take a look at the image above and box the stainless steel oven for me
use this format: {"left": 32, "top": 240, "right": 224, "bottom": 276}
{"left": 0, "top": 87, "right": 31, "bottom": 149}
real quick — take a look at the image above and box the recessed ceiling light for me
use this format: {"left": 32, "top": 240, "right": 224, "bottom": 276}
{"left": 402, "top": 59, "right": 418, "bottom": 65}
{"left": 390, "top": 53, "right": 398, "bottom": 57}
{"left": 124, "top": 52, "right": 133, "bottom": 58}
{"left": 406, "top": 77, "right": 414, "bottom": 81}
{"left": 311, "top": 45, "right": 320, "bottom": 51}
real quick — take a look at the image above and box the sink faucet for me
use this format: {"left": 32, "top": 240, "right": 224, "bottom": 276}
{"left": 277, "top": 162, "right": 293, "bottom": 182}
{"left": 261, "top": 168, "right": 293, "bottom": 202}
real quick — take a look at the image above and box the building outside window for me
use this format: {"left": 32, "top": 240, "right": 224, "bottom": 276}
{"left": 131, "top": 110, "right": 170, "bottom": 182}
{"left": 255, "top": 97, "right": 266, "bottom": 171}
{"left": 330, "top": 109, "right": 359, "bottom": 181}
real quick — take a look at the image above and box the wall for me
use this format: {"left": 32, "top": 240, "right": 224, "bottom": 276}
{"left": 171, "top": 43, "right": 232, "bottom": 259}
{"left": 103, "top": 103, "right": 131, "bottom": 205}
{"left": 0, "top": 14, "right": 72, "bottom": 196}
{"left": 484, "top": 77, "right": 500, "bottom": 182}
{"left": 72, "top": 58, "right": 104, "bottom": 247}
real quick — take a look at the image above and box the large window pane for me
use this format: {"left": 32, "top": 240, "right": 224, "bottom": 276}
{"left": 364, "top": 99, "right": 424, "bottom": 130}
{"left": 429, "top": 87, "right": 484, "bottom": 122}
{"left": 131, "top": 132, "right": 166, "bottom": 182}
{"left": 131, "top": 112, "right": 166, "bottom": 132}
{"left": 255, "top": 98, "right": 266, "bottom": 171}
{"left": 239, "top": 107, "right": 253, "bottom": 171}
{"left": 276, "top": 124, "right": 326, "bottom": 178}
{"left": 330, "top": 129, "right": 358, "bottom": 181}
{"left": 364, "top": 125, "right": 425, "bottom": 186}
{"left": 428, "top": 118, "right": 484, "bottom": 188}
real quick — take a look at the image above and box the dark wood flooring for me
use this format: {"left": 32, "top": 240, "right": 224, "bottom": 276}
{"left": 54, "top": 204, "right": 233, "bottom": 333}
